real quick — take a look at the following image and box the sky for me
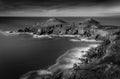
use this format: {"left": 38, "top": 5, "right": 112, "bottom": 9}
{"left": 0, "top": 0, "right": 120, "bottom": 16}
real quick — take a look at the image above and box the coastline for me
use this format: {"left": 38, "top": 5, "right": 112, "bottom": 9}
{"left": 4, "top": 31, "right": 100, "bottom": 42}
{"left": 21, "top": 43, "right": 101, "bottom": 78}
{"left": 4, "top": 31, "right": 102, "bottom": 43}
{"left": 48, "top": 44, "right": 100, "bottom": 72}
{"left": 4, "top": 31, "right": 80, "bottom": 38}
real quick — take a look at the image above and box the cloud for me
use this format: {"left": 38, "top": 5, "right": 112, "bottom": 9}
{"left": 0, "top": 0, "right": 120, "bottom": 16}
{"left": 0, "top": 6, "right": 119, "bottom": 17}
{"left": 0, "top": 0, "right": 119, "bottom": 11}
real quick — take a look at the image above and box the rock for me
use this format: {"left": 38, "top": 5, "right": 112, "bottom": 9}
{"left": 18, "top": 29, "right": 24, "bottom": 32}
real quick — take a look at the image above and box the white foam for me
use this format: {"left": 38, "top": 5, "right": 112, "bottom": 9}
{"left": 48, "top": 44, "right": 100, "bottom": 71}
{"left": 70, "top": 38, "right": 102, "bottom": 42}
{"left": 3, "top": 31, "right": 34, "bottom": 36}
{"left": 37, "top": 70, "right": 52, "bottom": 75}
{"left": 33, "top": 34, "right": 52, "bottom": 38}
{"left": 20, "top": 70, "right": 52, "bottom": 79}
{"left": 58, "top": 35, "right": 80, "bottom": 37}
{"left": 1, "top": 31, "right": 52, "bottom": 39}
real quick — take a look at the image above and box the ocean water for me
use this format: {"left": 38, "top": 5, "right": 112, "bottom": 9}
{"left": 0, "top": 17, "right": 119, "bottom": 79}
{"left": 0, "top": 34, "right": 96, "bottom": 79}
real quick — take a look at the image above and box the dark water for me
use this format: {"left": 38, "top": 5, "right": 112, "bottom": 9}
{"left": 0, "top": 17, "right": 120, "bottom": 79}
{"left": 0, "top": 34, "right": 94, "bottom": 79}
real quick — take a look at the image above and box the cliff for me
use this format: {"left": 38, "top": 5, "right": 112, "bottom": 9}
{"left": 19, "top": 18, "right": 120, "bottom": 79}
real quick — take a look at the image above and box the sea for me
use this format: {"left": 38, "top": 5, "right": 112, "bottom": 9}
{"left": 0, "top": 17, "right": 120, "bottom": 79}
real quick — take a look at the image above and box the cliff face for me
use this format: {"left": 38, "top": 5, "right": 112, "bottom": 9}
{"left": 20, "top": 18, "right": 120, "bottom": 79}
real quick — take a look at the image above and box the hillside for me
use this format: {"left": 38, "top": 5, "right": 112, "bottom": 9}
{"left": 42, "top": 18, "right": 68, "bottom": 27}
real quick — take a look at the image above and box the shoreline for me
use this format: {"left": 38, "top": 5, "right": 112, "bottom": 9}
{"left": 21, "top": 43, "right": 100, "bottom": 77}
{"left": 4, "top": 31, "right": 80, "bottom": 37}
{"left": 4, "top": 31, "right": 102, "bottom": 43}
{"left": 48, "top": 44, "right": 100, "bottom": 72}
{"left": 4, "top": 31, "right": 101, "bottom": 41}
{"left": 70, "top": 38, "right": 102, "bottom": 42}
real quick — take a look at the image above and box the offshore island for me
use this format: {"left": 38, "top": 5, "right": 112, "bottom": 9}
{"left": 8, "top": 18, "right": 120, "bottom": 79}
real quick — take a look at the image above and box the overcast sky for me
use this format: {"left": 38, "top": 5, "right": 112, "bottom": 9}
{"left": 0, "top": 0, "right": 120, "bottom": 16}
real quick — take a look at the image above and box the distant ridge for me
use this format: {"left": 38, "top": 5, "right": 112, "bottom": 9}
{"left": 82, "top": 18, "right": 100, "bottom": 25}
{"left": 42, "top": 18, "right": 68, "bottom": 27}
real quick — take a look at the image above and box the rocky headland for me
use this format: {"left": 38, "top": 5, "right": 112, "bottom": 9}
{"left": 19, "top": 18, "right": 120, "bottom": 79}
{"left": 16, "top": 18, "right": 101, "bottom": 37}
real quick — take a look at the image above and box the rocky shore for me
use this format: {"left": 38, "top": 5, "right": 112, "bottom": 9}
{"left": 19, "top": 18, "right": 120, "bottom": 79}
{"left": 15, "top": 18, "right": 102, "bottom": 39}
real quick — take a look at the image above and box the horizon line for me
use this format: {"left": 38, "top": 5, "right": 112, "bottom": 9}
{"left": 0, "top": 15, "right": 118, "bottom": 17}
